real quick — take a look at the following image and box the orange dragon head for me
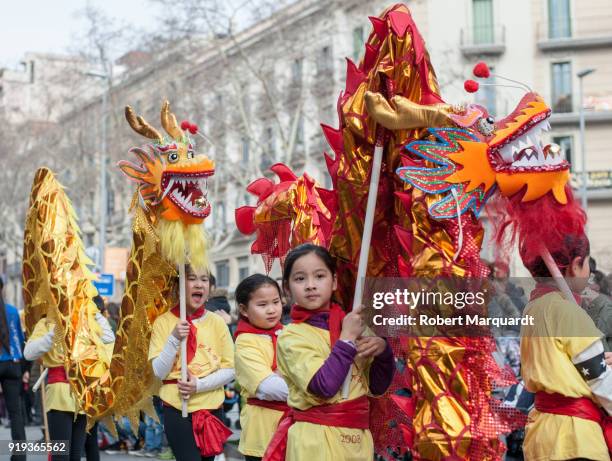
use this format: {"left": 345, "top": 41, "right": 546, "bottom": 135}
{"left": 119, "top": 101, "right": 214, "bottom": 270}
{"left": 365, "top": 70, "right": 570, "bottom": 219}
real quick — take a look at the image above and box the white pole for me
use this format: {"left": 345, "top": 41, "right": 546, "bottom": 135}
{"left": 179, "top": 263, "right": 188, "bottom": 417}
{"left": 341, "top": 142, "right": 384, "bottom": 398}
{"left": 539, "top": 246, "right": 577, "bottom": 305}
{"left": 32, "top": 367, "right": 48, "bottom": 393}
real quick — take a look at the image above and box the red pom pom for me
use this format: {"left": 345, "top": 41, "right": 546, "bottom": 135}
{"left": 473, "top": 61, "right": 490, "bottom": 78}
{"left": 464, "top": 79, "right": 479, "bottom": 93}
{"left": 188, "top": 123, "right": 198, "bottom": 134}
{"left": 180, "top": 120, "right": 190, "bottom": 130}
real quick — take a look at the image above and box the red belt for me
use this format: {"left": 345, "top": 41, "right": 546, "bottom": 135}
{"left": 535, "top": 391, "right": 612, "bottom": 454}
{"left": 47, "top": 367, "right": 68, "bottom": 384}
{"left": 247, "top": 398, "right": 290, "bottom": 413}
{"left": 262, "top": 395, "right": 370, "bottom": 461}
{"left": 162, "top": 379, "right": 178, "bottom": 385}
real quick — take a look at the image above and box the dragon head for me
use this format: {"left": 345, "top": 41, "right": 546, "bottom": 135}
{"left": 119, "top": 101, "right": 215, "bottom": 225}
{"left": 119, "top": 101, "right": 214, "bottom": 270}
{"left": 366, "top": 87, "right": 571, "bottom": 218}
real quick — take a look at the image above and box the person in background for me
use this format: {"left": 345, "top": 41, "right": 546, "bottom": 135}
{"left": 582, "top": 257, "right": 612, "bottom": 351}
{"left": 0, "top": 277, "right": 30, "bottom": 461}
{"left": 206, "top": 275, "right": 234, "bottom": 327}
{"left": 275, "top": 277, "right": 292, "bottom": 325}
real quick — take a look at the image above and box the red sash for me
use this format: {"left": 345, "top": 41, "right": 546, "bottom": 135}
{"left": 234, "top": 320, "right": 283, "bottom": 370}
{"left": 535, "top": 392, "right": 612, "bottom": 454}
{"left": 262, "top": 395, "right": 370, "bottom": 461}
{"left": 191, "top": 408, "right": 232, "bottom": 457}
{"left": 247, "top": 397, "right": 290, "bottom": 414}
{"left": 290, "top": 303, "right": 346, "bottom": 346}
{"left": 530, "top": 283, "right": 582, "bottom": 305}
{"left": 170, "top": 305, "right": 206, "bottom": 364}
{"left": 47, "top": 366, "right": 68, "bottom": 384}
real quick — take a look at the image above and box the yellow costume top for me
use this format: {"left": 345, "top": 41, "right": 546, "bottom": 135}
{"left": 29, "top": 318, "right": 81, "bottom": 413}
{"left": 521, "top": 291, "right": 609, "bottom": 461}
{"left": 235, "top": 332, "right": 286, "bottom": 457}
{"left": 148, "top": 310, "right": 234, "bottom": 412}
{"left": 277, "top": 322, "right": 374, "bottom": 461}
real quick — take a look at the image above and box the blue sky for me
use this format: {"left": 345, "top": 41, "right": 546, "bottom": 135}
{"left": 0, "top": 0, "right": 160, "bottom": 68}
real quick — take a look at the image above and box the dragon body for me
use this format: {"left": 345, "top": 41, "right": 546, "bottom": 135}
{"left": 237, "top": 4, "right": 571, "bottom": 460}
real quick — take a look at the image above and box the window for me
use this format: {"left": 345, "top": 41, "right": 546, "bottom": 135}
{"left": 551, "top": 62, "right": 573, "bottom": 113}
{"left": 472, "top": 0, "right": 494, "bottom": 44}
{"left": 548, "top": 0, "right": 571, "bottom": 39}
{"left": 241, "top": 137, "right": 250, "bottom": 163}
{"left": 215, "top": 202, "right": 226, "bottom": 230}
{"left": 552, "top": 135, "right": 573, "bottom": 167}
{"left": 215, "top": 260, "right": 230, "bottom": 288}
{"left": 475, "top": 66, "right": 496, "bottom": 116}
{"left": 291, "top": 58, "right": 303, "bottom": 84}
{"left": 352, "top": 26, "right": 364, "bottom": 61}
{"left": 238, "top": 256, "right": 249, "bottom": 281}
{"left": 265, "top": 127, "right": 276, "bottom": 159}
{"left": 296, "top": 116, "right": 304, "bottom": 146}
{"left": 317, "top": 45, "right": 333, "bottom": 74}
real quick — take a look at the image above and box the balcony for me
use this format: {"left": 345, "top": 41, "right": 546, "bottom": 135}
{"left": 460, "top": 25, "right": 506, "bottom": 57}
{"left": 537, "top": 14, "right": 612, "bottom": 51}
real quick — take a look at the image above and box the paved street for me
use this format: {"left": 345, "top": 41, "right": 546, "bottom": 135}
{"left": 0, "top": 406, "right": 243, "bottom": 461}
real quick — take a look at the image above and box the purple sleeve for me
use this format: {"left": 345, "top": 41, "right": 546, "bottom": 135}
{"left": 368, "top": 340, "right": 395, "bottom": 396}
{"left": 307, "top": 341, "right": 356, "bottom": 399}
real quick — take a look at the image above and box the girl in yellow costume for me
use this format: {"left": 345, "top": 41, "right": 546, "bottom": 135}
{"left": 234, "top": 274, "right": 288, "bottom": 461}
{"left": 149, "top": 265, "right": 234, "bottom": 461}
{"left": 520, "top": 233, "right": 612, "bottom": 461}
{"left": 265, "top": 244, "right": 395, "bottom": 461}
{"left": 24, "top": 295, "right": 115, "bottom": 461}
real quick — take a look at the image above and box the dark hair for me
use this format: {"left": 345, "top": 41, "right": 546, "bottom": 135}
{"left": 282, "top": 244, "right": 336, "bottom": 287}
{"left": 235, "top": 274, "right": 282, "bottom": 309}
{"left": 93, "top": 295, "right": 105, "bottom": 313}
{"left": 593, "top": 270, "right": 611, "bottom": 297}
{"left": 523, "top": 233, "right": 590, "bottom": 278}
{"left": 209, "top": 273, "right": 216, "bottom": 288}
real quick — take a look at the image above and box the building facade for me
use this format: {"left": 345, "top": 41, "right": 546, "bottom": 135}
{"left": 1, "top": 0, "right": 611, "bottom": 306}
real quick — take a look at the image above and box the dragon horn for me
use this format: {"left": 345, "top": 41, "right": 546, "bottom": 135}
{"left": 125, "top": 106, "right": 163, "bottom": 142}
{"left": 161, "top": 100, "right": 185, "bottom": 141}
{"left": 364, "top": 91, "right": 454, "bottom": 130}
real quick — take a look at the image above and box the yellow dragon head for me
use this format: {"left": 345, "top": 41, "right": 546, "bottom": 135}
{"left": 119, "top": 101, "right": 214, "bottom": 270}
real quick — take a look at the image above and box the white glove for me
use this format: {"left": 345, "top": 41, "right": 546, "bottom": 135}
{"left": 24, "top": 330, "right": 55, "bottom": 361}
{"left": 95, "top": 313, "right": 115, "bottom": 344}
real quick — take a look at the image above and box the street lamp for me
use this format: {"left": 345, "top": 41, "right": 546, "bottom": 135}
{"left": 86, "top": 70, "right": 109, "bottom": 272}
{"left": 577, "top": 68, "right": 595, "bottom": 212}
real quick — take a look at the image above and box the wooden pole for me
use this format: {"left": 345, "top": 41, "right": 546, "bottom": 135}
{"left": 39, "top": 364, "right": 50, "bottom": 443}
{"left": 179, "top": 263, "right": 188, "bottom": 417}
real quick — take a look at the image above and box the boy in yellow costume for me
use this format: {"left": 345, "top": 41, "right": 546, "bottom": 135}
{"left": 520, "top": 234, "right": 612, "bottom": 461}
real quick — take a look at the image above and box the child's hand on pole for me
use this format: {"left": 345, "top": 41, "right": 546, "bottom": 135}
{"left": 341, "top": 304, "right": 365, "bottom": 342}
{"left": 356, "top": 336, "right": 387, "bottom": 359}
{"left": 178, "top": 372, "right": 197, "bottom": 399}
{"left": 172, "top": 320, "right": 190, "bottom": 340}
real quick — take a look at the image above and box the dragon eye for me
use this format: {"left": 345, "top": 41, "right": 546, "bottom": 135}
{"left": 486, "top": 116, "right": 495, "bottom": 125}
{"left": 168, "top": 152, "right": 179, "bottom": 163}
